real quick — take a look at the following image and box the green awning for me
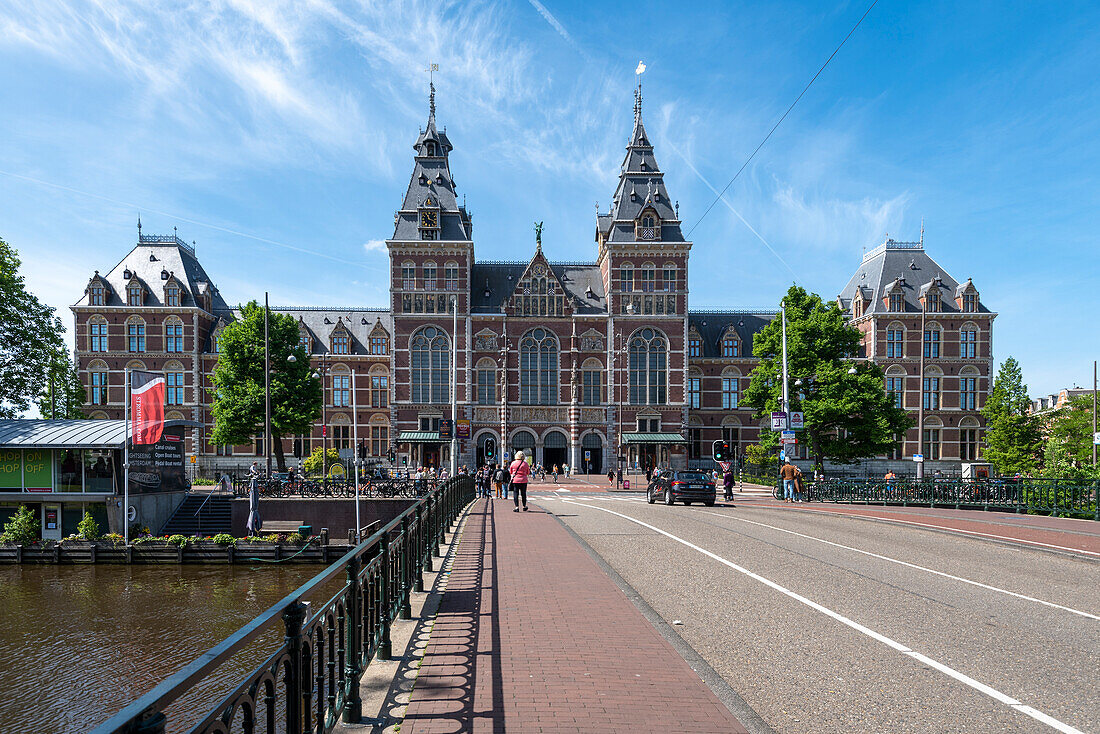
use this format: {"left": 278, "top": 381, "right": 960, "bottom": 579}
{"left": 398, "top": 431, "right": 441, "bottom": 443}
{"left": 621, "top": 432, "right": 687, "bottom": 444}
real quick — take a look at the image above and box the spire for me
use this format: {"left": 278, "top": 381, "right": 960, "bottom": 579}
{"left": 634, "top": 82, "right": 642, "bottom": 123}
{"left": 429, "top": 81, "right": 436, "bottom": 119}
{"left": 137, "top": 215, "right": 142, "bottom": 238}
{"left": 920, "top": 217, "right": 925, "bottom": 247}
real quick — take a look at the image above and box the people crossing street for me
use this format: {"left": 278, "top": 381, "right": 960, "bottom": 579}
{"left": 509, "top": 451, "right": 531, "bottom": 511}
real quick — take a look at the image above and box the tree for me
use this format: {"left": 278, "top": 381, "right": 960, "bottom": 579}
{"left": 37, "top": 350, "right": 88, "bottom": 419}
{"left": 302, "top": 446, "right": 341, "bottom": 476}
{"left": 211, "top": 301, "right": 321, "bottom": 472}
{"left": 744, "top": 285, "right": 912, "bottom": 472}
{"left": 1042, "top": 395, "right": 1098, "bottom": 478}
{"left": 0, "top": 238, "right": 68, "bottom": 418}
{"left": 981, "top": 357, "right": 1042, "bottom": 475}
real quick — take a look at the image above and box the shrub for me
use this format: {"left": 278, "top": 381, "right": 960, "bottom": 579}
{"left": 0, "top": 505, "right": 39, "bottom": 545}
{"left": 76, "top": 511, "right": 101, "bottom": 540}
{"left": 102, "top": 533, "right": 124, "bottom": 544}
{"left": 166, "top": 534, "right": 189, "bottom": 548}
{"left": 302, "top": 447, "right": 342, "bottom": 476}
{"left": 285, "top": 532, "right": 305, "bottom": 545}
{"left": 191, "top": 477, "right": 216, "bottom": 485}
{"left": 212, "top": 533, "right": 237, "bottom": 546}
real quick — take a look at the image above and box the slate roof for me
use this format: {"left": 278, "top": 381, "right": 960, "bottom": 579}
{"left": 470, "top": 261, "right": 607, "bottom": 315}
{"left": 687, "top": 311, "right": 777, "bottom": 359}
{"left": 74, "top": 231, "right": 230, "bottom": 311}
{"left": 596, "top": 92, "right": 687, "bottom": 244}
{"left": 273, "top": 308, "right": 393, "bottom": 356}
{"left": 839, "top": 239, "right": 992, "bottom": 316}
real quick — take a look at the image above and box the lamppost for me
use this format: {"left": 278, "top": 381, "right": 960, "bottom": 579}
{"left": 916, "top": 296, "right": 927, "bottom": 479}
{"left": 312, "top": 353, "right": 329, "bottom": 479}
{"left": 612, "top": 329, "right": 627, "bottom": 490}
{"left": 451, "top": 294, "right": 458, "bottom": 476}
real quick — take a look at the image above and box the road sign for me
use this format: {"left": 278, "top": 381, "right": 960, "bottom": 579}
{"left": 781, "top": 430, "right": 796, "bottom": 440}
{"left": 771, "top": 412, "right": 787, "bottom": 431}
{"left": 780, "top": 437, "right": 797, "bottom": 445}
{"left": 189, "top": 455, "right": 196, "bottom": 463}
{"left": 584, "top": 450, "right": 591, "bottom": 460}
{"left": 913, "top": 454, "right": 924, "bottom": 463}
{"left": 789, "top": 412, "right": 804, "bottom": 430}
{"left": 1094, "top": 432, "right": 1100, "bottom": 445}
{"left": 456, "top": 419, "right": 470, "bottom": 438}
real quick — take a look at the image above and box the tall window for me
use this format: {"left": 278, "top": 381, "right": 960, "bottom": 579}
{"left": 165, "top": 284, "right": 180, "bottom": 307}
{"left": 371, "top": 425, "right": 389, "bottom": 457}
{"left": 127, "top": 284, "right": 143, "bottom": 306}
{"left": 926, "top": 291, "right": 940, "bottom": 312}
{"left": 889, "top": 292, "right": 903, "bottom": 311}
{"left": 960, "top": 329, "right": 977, "bottom": 358}
{"left": 963, "top": 293, "right": 977, "bottom": 312}
{"left": 370, "top": 335, "right": 388, "bottom": 354}
{"left": 411, "top": 326, "right": 449, "bottom": 403}
{"left": 688, "top": 376, "right": 701, "bottom": 409}
{"left": 371, "top": 374, "right": 388, "bottom": 408}
{"left": 90, "top": 369, "right": 108, "bottom": 405}
{"left": 165, "top": 320, "right": 183, "bottom": 352}
{"left": 520, "top": 328, "right": 557, "bottom": 405}
{"left": 722, "top": 338, "right": 739, "bottom": 357}
{"left": 127, "top": 321, "right": 145, "bottom": 352}
{"left": 722, "top": 377, "right": 739, "bottom": 409}
{"left": 628, "top": 329, "right": 667, "bottom": 405}
{"left": 639, "top": 267, "right": 656, "bottom": 293}
{"left": 923, "top": 329, "right": 940, "bottom": 358}
{"left": 688, "top": 424, "right": 703, "bottom": 459}
{"left": 620, "top": 266, "right": 634, "bottom": 292}
{"left": 886, "top": 376, "right": 904, "bottom": 408}
{"left": 166, "top": 372, "right": 184, "bottom": 405}
{"left": 332, "top": 332, "right": 349, "bottom": 355}
{"left": 886, "top": 329, "right": 904, "bottom": 358}
{"left": 663, "top": 266, "right": 676, "bottom": 292}
{"left": 333, "top": 374, "right": 350, "bottom": 406}
{"left": 689, "top": 337, "right": 701, "bottom": 358}
{"left": 445, "top": 265, "right": 459, "bottom": 291}
{"left": 960, "top": 376, "right": 977, "bottom": 410}
{"left": 89, "top": 285, "right": 105, "bottom": 306}
{"left": 477, "top": 367, "right": 496, "bottom": 405}
{"left": 922, "top": 429, "right": 941, "bottom": 460}
{"left": 402, "top": 265, "right": 416, "bottom": 290}
{"left": 960, "top": 427, "right": 979, "bottom": 461}
{"left": 582, "top": 369, "right": 601, "bottom": 405}
{"left": 423, "top": 264, "right": 437, "bottom": 289}
{"left": 332, "top": 424, "right": 350, "bottom": 450}
{"left": 923, "top": 376, "right": 941, "bottom": 410}
{"left": 89, "top": 321, "right": 108, "bottom": 352}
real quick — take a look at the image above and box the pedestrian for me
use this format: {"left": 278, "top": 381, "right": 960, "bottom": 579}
{"left": 509, "top": 450, "right": 531, "bottom": 512}
{"left": 607, "top": 468, "right": 615, "bottom": 485}
{"left": 552, "top": 464, "right": 559, "bottom": 482}
{"left": 723, "top": 468, "right": 734, "bottom": 501}
{"left": 779, "top": 459, "right": 802, "bottom": 503}
{"left": 562, "top": 463, "right": 569, "bottom": 479}
{"left": 481, "top": 466, "right": 493, "bottom": 498}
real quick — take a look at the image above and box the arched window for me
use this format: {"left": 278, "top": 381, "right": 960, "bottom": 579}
{"left": 370, "top": 364, "right": 389, "bottom": 408}
{"left": 331, "top": 364, "right": 351, "bottom": 407}
{"left": 164, "top": 361, "right": 185, "bottom": 405}
{"left": 959, "top": 366, "right": 979, "bottom": 411}
{"left": 721, "top": 367, "right": 740, "bottom": 409}
{"left": 126, "top": 317, "right": 146, "bottom": 353}
{"left": 922, "top": 417, "right": 943, "bottom": 460}
{"left": 960, "top": 323, "right": 979, "bottom": 359}
{"left": 369, "top": 414, "right": 390, "bottom": 457}
{"left": 662, "top": 264, "right": 676, "bottom": 292}
{"left": 402, "top": 261, "right": 416, "bottom": 291}
{"left": 923, "top": 322, "right": 942, "bottom": 358}
{"left": 476, "top": 358, "right": 497, "bottom": 405}
{"left": 629, "top": 328, "right": 667, "bottom": 405}
{"left": 423, "top": 261, "right": 437, "bottom": 290}
{"left": 923, "top": 366, "right": 943, "bottom": 410}
{"left": 411, "top": 326, "right": 450, "bottom": 404}
{"left": 885, "top": 365, "right": 906, "bottom": 408}
{"left": 687, "top": 368, "right": 701, "bottom": 409}
{"left": 512, "top": 430, "right": 535, "bottom": 457}
{"left": 960, "top": 417, "right": 980, "bottom": 461}
{"left": 89, "top": 360, "right": 109, "bottom": 405}
{"left": 581, "top": 358, "right": 603, "bottom": 406}
{"left": 89, "top": 317, "right": 108, "bottom": 352}
{"left": 444, "top": 262, "right": 459, "bottom": 291}
{"left": 520, "top": 328, "right": 557, "bottom": 405}
{"left": 164, "top": 317, "right": 184, "bottom": 353}
{"left": 886, "top": 321, "right": 906, "bottom": 358}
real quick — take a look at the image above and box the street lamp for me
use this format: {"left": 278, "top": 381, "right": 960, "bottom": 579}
{"left": 312, "top": 353, "right": 329, "bottom": 479}
{"left": 451, "top": 295, "right": 458, "bottom": 476}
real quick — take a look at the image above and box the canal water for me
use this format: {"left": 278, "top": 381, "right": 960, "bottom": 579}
{"left": 0, "top": 563, "right": 331, "bottom": 733}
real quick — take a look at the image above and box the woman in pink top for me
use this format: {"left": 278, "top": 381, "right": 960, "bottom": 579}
{"left": 509, "top": 451, "right": 531, "bottom": 512}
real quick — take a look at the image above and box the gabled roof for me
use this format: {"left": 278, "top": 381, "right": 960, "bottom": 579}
{"left": 839, "top": 238, "right": 994, "bottom": 317}
{"left": 74, "top": 228, "right": 229, "bottom": 311}
{"left": 276, "top": 308, "right": 393, "bottom": 356}
{"left": 688, "top": 311, "right": 777, "bottom": 359}
{"left": 470, "top": 261, "right": 606, "bottom": 315}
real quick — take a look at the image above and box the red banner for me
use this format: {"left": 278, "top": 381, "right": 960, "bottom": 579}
{"left": 131, "top": 371, "right": 166, "bottom": 445}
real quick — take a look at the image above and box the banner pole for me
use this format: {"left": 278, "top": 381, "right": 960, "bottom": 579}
{"left": 123, "top": 368, "right": 130, "bottom": 545}
{"left": 352, "top": 369, "right": 360, "bottom": 542}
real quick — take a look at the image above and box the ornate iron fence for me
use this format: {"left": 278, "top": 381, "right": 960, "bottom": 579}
{"left": 808, "top": 477, "right": 1098, "bottom": 520}
{"left": 91, "top": 475, "right": 475, "bottom": 734}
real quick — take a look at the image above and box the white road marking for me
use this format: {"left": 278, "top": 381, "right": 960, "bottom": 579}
{"left": 554, "top": 488, "right": 572, "bottom": 493}
{"left": 697, "top": 511, "right": 1099, "bottom": 621}
{"left": 562, "top": 499, "right": 1087, "bottom": 734}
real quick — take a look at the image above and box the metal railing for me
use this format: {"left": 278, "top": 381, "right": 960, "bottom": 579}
{"left": 232, "top": 476, "right": 443, "bottom": 499}
{"left": 91, "top": 475, "right": 475, "bottom": 734}
{"left": 808, "top": 477, "right": 1098, "bottom": 520}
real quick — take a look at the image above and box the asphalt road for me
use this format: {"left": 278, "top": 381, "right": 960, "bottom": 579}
{"left": 529, "top": 490, "right": 1100, "bottom": 734}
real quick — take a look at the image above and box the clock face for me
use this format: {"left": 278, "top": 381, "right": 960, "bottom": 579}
{"left": 420, "top": 210, "right": 438, "bottom": 228}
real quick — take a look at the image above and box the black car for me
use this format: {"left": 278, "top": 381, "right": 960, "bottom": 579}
{"left": 647, "top": 470, "right": 716, "bottom": 506}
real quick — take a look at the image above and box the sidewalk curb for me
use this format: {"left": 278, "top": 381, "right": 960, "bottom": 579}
{"left": 547, "top": 510, "right": 778, "bottom": 734}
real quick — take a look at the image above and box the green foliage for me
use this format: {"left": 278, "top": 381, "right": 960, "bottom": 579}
{"left": 102, "top": 533, "right": 124, "bottom": 544}
{"left": 744, "top": 286, "right": 912, "bottom": 468}
{"left": 191, "top": 477, "right": 217, "bottom": 485}
{"left": 212, "top": 533, "right": 237, "bottom": 546}
{"left": 211, "top": 301, "right": 322, "bottom": 470}
{"left": 37, "top": 351, "right": 88, "bottom": 419}
{"left": 982, "top": 357, "right": 1042, "bottom": 475}
{"left": 76, "top": 511, "right": 100, "bottom": 540}
{"left": 0, "top": 238, "right": 70, "bottom": 418}
{"left": 1041, "top": 395, "right": 1098, "bottom": 477}
{"left": 285, "top": 532, "right": 306, "bottom": 545}
{"left": 0, "top": 505, "right": 39, "bottom": 544}
{"left": 744, "top": 443, "right": 773, "bottom": 468}
{"left": 302, "top": 446, "right": 341, "bottom": 476}
{"left": 166, "top": 534, "right": 189, "bottom": 548}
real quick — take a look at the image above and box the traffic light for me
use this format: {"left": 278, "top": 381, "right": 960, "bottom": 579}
{"left": 484, "top": 437, "right": 495, "bottom": 459}
{"left": 358, "top": 441, "right": 367, "bottom": 460}
{"left": 713, "top": 440, "right": 730, "bottom": 462}
{"left": 388, "top": 449, "right": 396, "bottom": 463}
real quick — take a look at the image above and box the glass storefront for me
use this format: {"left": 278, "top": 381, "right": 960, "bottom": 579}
{"left": 84, "top": 450, "right": 115, "bottom": 494}
{"left": 56, "top": 450, "right": 82, "bottom": 493}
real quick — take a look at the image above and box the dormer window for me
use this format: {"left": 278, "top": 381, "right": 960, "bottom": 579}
{"left": 127, "top": 284, "right": 143, "bottom": 307}
{"left": 165, "top": 284, "right": 180, "bottom": 307}
{"left": 424, "top": 142, "right": 437, "bottom": 156}
{"left": 299, "top": 333, "right": 311, "bottom": 354}
{"left": 370, "top": 335, "right": 388, "bottom": 355}
{"left": 418, "top": 173, "right": 428, "bottom": 185}
{"left": 332, "top": 331, "right": 350, "bottom": 355}
{"left": 722, "top": 337, "right": 740, "bottom": 358}
{"left": 89, "top": 284, "right": 105, "bottom": 306}
{"left": 637, "top": 210, "right": 659, "bottom": 240}
{"left": 963, "top": 292, "right": 978, "bottom": 312}
{"left": 926, "top": 291, "right": 940, "bottom": 312}
{"left": 888, "top": 292, "right": 904, "bottom": 312}
{"left": 689, "top": 336, "right": 701, "bottom": 358}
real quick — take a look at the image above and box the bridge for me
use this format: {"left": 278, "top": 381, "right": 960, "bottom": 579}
{"left": 91, "top": 476, "right": 1098, "bottom": 733}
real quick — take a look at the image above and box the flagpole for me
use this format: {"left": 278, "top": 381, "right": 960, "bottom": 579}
{"left": 351, "top": 369, "right": 361, "bottom": 542}
{"left": 123, "top": 368, "right": 130, "bottom": 545}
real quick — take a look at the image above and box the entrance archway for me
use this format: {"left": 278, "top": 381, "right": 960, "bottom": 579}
{"left": 543, "top": 430, "right": 567, "bottom": 471}
{"left": 512, "top": 431, "right": 535, "bottom": 463}
{"left": 581, "top": 432, "right": 603, "bottom": 474}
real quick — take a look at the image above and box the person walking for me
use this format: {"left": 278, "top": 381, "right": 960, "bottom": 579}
{"left": 509, "top": 450, "right": 531, "bottom": 512}
{"left": 607, "top": 468, "right": 615, "bottom": 485}
{"left": 723, "top": 468, "right": 735, "bottom": 501}
{"left": 780, "top": 459, "right": 802, "bottom": 502}
{"left": 552, "top": 464, "right": 559, "bottom": 482}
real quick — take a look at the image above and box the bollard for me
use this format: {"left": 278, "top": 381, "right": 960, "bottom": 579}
{"left": 400, "top": 516, "right": 412, "bottom": 620}
{"left": 282, "top": 601, "right": 309, "bottom": 734}
{"left": 379, "top": 532, "right": 392, "bottom": 660}
{"left": 342, "top": 553, "right": 363, "bottom": 723}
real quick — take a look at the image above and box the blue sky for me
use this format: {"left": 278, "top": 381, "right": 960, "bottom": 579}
{"left": 1, "top": 0, "right": 1097, "bottom": 396}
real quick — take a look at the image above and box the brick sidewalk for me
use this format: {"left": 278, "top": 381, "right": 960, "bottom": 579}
{"left": 401, "top": 498, "right": 749, "bottom": 734}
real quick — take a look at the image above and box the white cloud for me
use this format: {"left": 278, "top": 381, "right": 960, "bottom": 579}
{"left": 363, "top": 239, "right": 387, "bottom": 253}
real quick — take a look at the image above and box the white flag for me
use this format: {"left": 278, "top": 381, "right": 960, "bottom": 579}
{"left": 635, "top": 61, "right": 646, "bottom": 75}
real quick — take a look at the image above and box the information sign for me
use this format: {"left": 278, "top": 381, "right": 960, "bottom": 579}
{"left": 771, "top": 412, "right": 787, "bottom": 431}
{"left": 584, "top": 450, "right": 591, "bottom": 461}
{"left": 1094, "top": 432, "right": 1100, "bottom": 446}
{"left": 23, "top": 449, "right": 53, "bottom": 492}
{"left": 789, "top": 412, "right": 804, "bottom": 430}
{"left": 456, "top": 419, "right": 471, "bottom": 439}
{"left": 781, "top": 430, "right": 796, "bottom": 440}
{"left": 913, "top": 454, "right": 924, "bottom": 463}
{"left": 439, "top": 419, "right": 453, "bottom": 440}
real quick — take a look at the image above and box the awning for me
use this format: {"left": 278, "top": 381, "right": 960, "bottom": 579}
{"left": 398, "top": 431, "right": 442, "bottom": 442}
{"left": 621, "top": 432, "right": 687, "bottom": 444}
{"left": 0, "top": 419, "right": 201, "bottom": 450}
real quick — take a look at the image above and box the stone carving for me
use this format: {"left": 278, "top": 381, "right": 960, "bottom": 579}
{"left": 473, "top": 407, "right": 498, "bottom": 423}
{"left": 570, "top": 370, "right": 580, "bottom": 402}
{"left": 580, "top": 335, "right": 604, "bottom": 352}
{"left": 510, "top": 406, "right": 566, "bottom": 424}
{"left": 474, "top": 333, "right": 498, "bottom": 352}
{"left": 580, "top": 407, "right": 607, "bottom": 424}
